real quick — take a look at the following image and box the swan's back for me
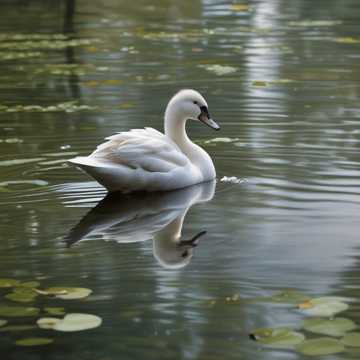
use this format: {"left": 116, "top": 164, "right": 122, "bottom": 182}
{"left": 69, "top": 128, "right": 200, "bottom": 192}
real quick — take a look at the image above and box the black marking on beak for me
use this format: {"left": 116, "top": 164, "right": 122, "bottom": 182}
{"left": 198, "top": 106, "right": 220, "bottom": 131}
{"left": 179, "top": 230, "right": 207, "bottom": 248}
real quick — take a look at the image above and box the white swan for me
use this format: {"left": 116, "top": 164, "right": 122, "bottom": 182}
{"left": 69, "top": 89, "right": 220, "bottom": 192}
{"left": 64, "top": 181, "right": 216, "bottom": 269}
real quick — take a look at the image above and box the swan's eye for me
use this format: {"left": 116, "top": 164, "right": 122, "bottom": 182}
{"left": 193, "top": 101, "right": 198, "bottom": 105}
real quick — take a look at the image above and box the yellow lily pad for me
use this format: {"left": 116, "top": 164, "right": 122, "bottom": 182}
{"left": 15, "top": 337, "right": 54, "bottom": 346}
{"left": 341, "top": 332, "right": 360, "bottom": 347}
{"left": 53, "top": 313, "right": 102, "bottom": 332}
{"left": 303, "top": 317, "right": 356, "bottom": 337}
{"left": 42, "top": 287, "right": 92, "bottom": 300}
{"left": 0, "top": 278, "right": 20, "bottom": 288}
{"left": 296, "top": 337, "right": 344, "bottom": 356}
{"left": 230, "top": 4, "right": 250, "bottom": 12}
{"left": 37, "top": 317, "right": 61, "bottom": 329}
{"left": 250, "top": 327, "right": 305, "bottom": 348}
{"left": 0, "top": 306, "right": 39, "bottom": 317}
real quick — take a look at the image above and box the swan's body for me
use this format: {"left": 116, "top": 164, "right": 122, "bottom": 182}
{"left": 69, "top": 89, "right": 219, "bottom": 192}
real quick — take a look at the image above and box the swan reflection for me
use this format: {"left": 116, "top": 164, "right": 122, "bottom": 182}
{"left": 65, "top": 181, "right": 216, "bottom": 268}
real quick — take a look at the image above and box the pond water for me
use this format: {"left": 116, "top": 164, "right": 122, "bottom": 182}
{"left": 1, "top": 0, "right": 360, "bottom": 359}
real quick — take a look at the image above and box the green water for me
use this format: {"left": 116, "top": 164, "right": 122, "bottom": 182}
{"left": 1, "top": 0, "right": 360, "bottom": 359}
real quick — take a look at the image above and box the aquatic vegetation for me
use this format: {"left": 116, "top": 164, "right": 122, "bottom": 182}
{"left": 230, "top": 4, "right": 250, "bottom": 12}
{"left": 198, "top": 64, "right": 237, "bottom": 76}
{"left": 298, "top": 297, "right": 349, "bottom": 317}
{"left": 303, "top": 318, "right": 356, "bottom": 337}
{"left": 341, "top": 333, "right": 360, "bottom": 347}
{"left": 0, "top": 319, "right": 7, "bottom": 327}
{"left": 250, "top": 327, "right": 305, "bottom": 348}
{"left": 37, "top": 317, "right": 61, "bottom": 330}
{"left": 40, "top": 287, "right": 92, "bottom": 300}
{"left": 288, "top": 20, "right": 342, "bottom": 27}
{"left": 0, "top": 278, "right": 20, "bottom": 288}
{"left": 255, "top": 289, "right": 310, "bottom": 304}
{"left": 295, "top": 337, "right": 344, "bottom": 356}
{"left": 0, "top": 325, "right": 36, "bottom": 332}
{"left": 44, "top": 307, "right": 66, "bottom": 316}
{"left": 0, "top": 101, "right": 97, "bottom": 113}
{"left": 252, "top": 80, "right": 267, "bottom": 87}
{"left": 15, "top": 337, "right": 54, "bottom": 346}
{"left": 204, "top": 137, "right": 240, "bottom": 144}
{"left": 52, "top": 313, "right": 102, "bottom": 332}
{"left": 334, "top": 37, "right": 360, "bottom": 44}
{"left": 0, "top": 306, "right": 40, "bottom": 317}
{"left": 0, "top": 51, "right": 42, "bottom": 61}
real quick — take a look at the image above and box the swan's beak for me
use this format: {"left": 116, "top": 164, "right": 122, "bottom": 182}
{"left": 198, "top": 106, "right": 220, "bottom": 131}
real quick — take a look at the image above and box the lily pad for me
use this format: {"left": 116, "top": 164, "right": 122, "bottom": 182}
{"left": 20, "top": 281, "right": 41, "bottom": 288}
{"left": 198, "top": 64, "right": 237, "bottom": 76}
{"left": 296, "top": 337, "right": 344, "bottom": 356}
{"left": 0, "top": 319, "right": 7, "bottom": 327}
{"left": 341, "top": 332, "right": 360, "bottom": 347}
{"left": 250, "top": 327, "right": 305, "bottom": 348}
{"left": 37, "top": 317, "right": 61, "bottom": 329}
{"left": 5, "top": 292, "right": 37, "bottom": 303}
{"left": 0, "top": 278, "right": 20, "bottom": 288}
{"left": 44, "top": 307, "right": 66, "bottom": 316}
{"left": 42, "top": 287, "right": 92, "bottom": 300}
{"left": 298, "top": 299, "right": 349, "bottom": 317}
{"left": 230, "top": 4, "right": 250, "bottom": 12}
{"left": 303, "top": 317, "right": 356, "bottom": 337}
{"left": 15, "top": 337, "right": 54, "bottom": 346}
{"left": 0, "top": 325, "right": 36, "bottom": 332}
{"left": 256, "top": 290, "right": 310, "bottom": 304}
{"left": 53, "top": 313, "right": 102, "bottom": 332}
{"left": 0, "top": 306, "right": 39, "bottom": 317}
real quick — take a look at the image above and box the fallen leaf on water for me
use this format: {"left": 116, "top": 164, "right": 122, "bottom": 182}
{"left": 230, "top": 4, "right": 250, "bottom": 12}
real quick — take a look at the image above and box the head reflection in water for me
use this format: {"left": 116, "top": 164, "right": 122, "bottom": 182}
{"left": 64, "top": 181, "right": 216, "bottom": 269}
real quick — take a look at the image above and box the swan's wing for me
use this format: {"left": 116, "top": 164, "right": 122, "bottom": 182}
{"left": 90, "top": 127, "right": 189, "bottom": 173}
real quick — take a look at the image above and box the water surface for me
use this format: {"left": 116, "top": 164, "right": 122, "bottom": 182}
{"left": 1, "top": 0, "right": 360, "bottom": 359}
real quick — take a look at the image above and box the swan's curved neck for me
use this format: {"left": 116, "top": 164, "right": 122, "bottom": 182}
{"left": 164, "top": 105, "right": 196, "bottom": 156}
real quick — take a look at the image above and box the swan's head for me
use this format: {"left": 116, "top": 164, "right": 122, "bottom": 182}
{"left": 166, "top": 89, "right": 220, "bottom": 130}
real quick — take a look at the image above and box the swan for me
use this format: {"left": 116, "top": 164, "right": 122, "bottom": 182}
{"left": 68, "top": 89, "right": 220, "bottom": 192}
{"left": 64, "top": 181, "right": 216, "bottom": 269}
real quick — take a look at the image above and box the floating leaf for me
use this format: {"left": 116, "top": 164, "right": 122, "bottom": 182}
{"left": 0, "top": 278, "right": 20, "bottom": 288}
{"left": 252, "top": 80, "right": 267, "bottom": 87}
{"left": 42, "top": 287, "right": 92, "bottom": 300}
{"left": 0, "top": 306, "right": 39, "bottom": 317}
{"left": 15, "top": 337, "right": 54, "bottom": 346}
{"left": 5, "top": 292, "right": 37, "bottom": 303}
{"left": 230, "top": 4, "right": 250, "bottom": 12}
{"left": 0, "top": 325, "right": 36, "bottom": 332}
{"left": 298, "top": 298, "right": 349, "bottom": 317}
{"left": 296, "top": 337, "right": 344, "bottom": 356}
{"left": 37, "top": 317, "right": 61, "bottom": 330}
{"left": 334, "top": 37, "right": 360, "bottom": 44}
{"left": 19, "top": 281, "right": 41, "bottom": 288}
{"left": 303, "top": 317, "right": 356, "bottom": 337}
{"left": 250, "top": 327, "right": 305, "bottom": 348}
{"left": 198, "top": 64, "right": 237, "bottom": 76}
{"left": 53, "top": 313, "right": 102, "bottom": 332}
{"left": 44, "top": 307, "right": 66, "bottom": 316}
{"left": 0, "top": 319, "right": 7, "bottom": 327}
{"left": 256, "top": 290, "right": 310, "bottom": 304}
{"left": 341, "top": 332, "right": 360, "bottom": 347}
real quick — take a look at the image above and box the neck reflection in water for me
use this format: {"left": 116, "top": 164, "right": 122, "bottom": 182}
{"left": 64, "top": 181, "right": 216, "bottom": 269}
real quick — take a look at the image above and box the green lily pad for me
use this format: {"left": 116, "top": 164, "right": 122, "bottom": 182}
{"left": 250, "top": 327, "right": 305, "bottom": 348}
{"left": 0, "top": 306, "right": 39, "bottom": 317}
{"left": 0, "top": 325, "right": 36, "bottom": 332}
{"left": 20, "top": 281, "right": 40, "bottom": 288}
{"left": 15, "top": 337, "right": 54, "bottom": 346}
{"left": 256, "top": 290, "right": 310, "bottom": 304}
{"left": 0, "top": 319, "right": 7, "bottom": 327}
{"left": 44, "top": 307, "right": 65, "bottom": 316}
{"left": 341, "top": 332, "right": 360, "bottom": 347}
{"left": 53, "top": 313, "right": 102, "bottom": 332}
{"left": 37, "top": 317, "right": 61, "bottom": 329}
{"left": 0, "top": 278, "right": 20, "bottom": 288}
{"left": 43, "top": 287, "right": 92, "bottom": 300}
{"left": 298, "top": 297, "right": 350, "bottom": 317}
{"left": 303, "top": 317, "right": 356, "bottom": 337}
{"left": 296, "top": 337, "right": 344, "bottom": 356}
{"left": 5, "top": 291, "right": 37, "bottom": 303}
{"left": 198, "top": 64, "right": 237, "bottom": 76}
